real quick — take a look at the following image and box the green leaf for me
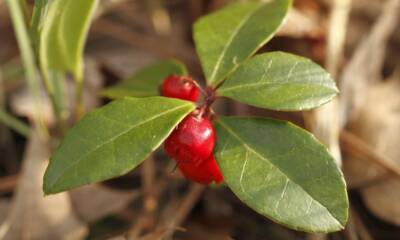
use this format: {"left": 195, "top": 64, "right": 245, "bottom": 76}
{"left": 218, "top": 52, "right": 338, "bottom": 111}
{"left": 43, "top": 97, "right": 195, "bottom": 194}
{"left": 214, "top": 117, "right": 348, "bottom": 233}
{"left": 30, "top": 0, "right": 49, "bottom": 52}
{"left": 102, "top": 59, "right": 188, "bottom": 99}
{"left": 194, "top": 0, "right": 291, "bottom": 87}
{"left": 39, "top": 0, "right": 98, "bottom": 80}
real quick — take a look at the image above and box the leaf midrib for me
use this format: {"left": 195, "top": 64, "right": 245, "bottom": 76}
{"left": 219, "top": 77, "right": 335, "bottom": 93}
{"left": 48, "top": 103, "right": 192, "bottom": 189}
{"left": 208, "top": 4, "right": 260, "bottom": 84}
{"left": 217, "top": 118, "right": 343, "bottom": 227}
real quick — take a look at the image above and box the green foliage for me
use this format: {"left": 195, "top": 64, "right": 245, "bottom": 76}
{"left": 194, "top": 0, "right": 291, "bottom": 87}
{"left": 218, "top": 52, "right": 338, "bottom": 111}
{"left": 102, "top": 59, "right": 187, "bottom": 99}
{"left": 39, "top": 0, "right": 98, "bottom": 80}
{"left": 0, "top": 108, "right": 30, "bottom": 137}
{"left": 43, "top": 97, "right": 195, "bottom": 194}
{"left": 30, "top": 0, "right": 49, "bottom": 51}
{"left": 39, "top": 0, "right": 348, "bottom": 234}
{"left": 6, "top": 0, "right": 45, "bottom": 134}
{"left": 214, "top": 117, "right": 348, "bottom": 232}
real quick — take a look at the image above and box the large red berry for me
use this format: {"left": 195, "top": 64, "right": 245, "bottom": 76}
{"left": 161, "top": 75, "right": 200, "bottom": 102}
{"left": 164, "top": 113, "right": 215, "bottom": 165}
{"left": 178, "top": 155, "right": 223, "bottom": 185}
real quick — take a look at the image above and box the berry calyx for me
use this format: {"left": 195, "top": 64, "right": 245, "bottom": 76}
{"left": 161, "top": 75, "right": 200, "bottom": 102}
{"left": 164, "top": 112, "right": 215, "bottom": 165}
{"left": 178, "top": 155, "right": 223, "bottom": 185}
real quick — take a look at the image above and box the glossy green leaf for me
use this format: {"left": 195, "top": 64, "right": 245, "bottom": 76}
{"left": 40, "top": 0, "right": 98, "bottom": 80}
{"left": 194, "top": 0, "right": 291, "bottom": 86}
{"left": 102, "top": 59, "right": 188, "bottom": 99}
{"left": 218, "top": 52, "right": 338, "bottom": 111}
{"left": 214, "top": 117, "right": 348, "bottom": 233}
{"left": 43, "top": 97, "right": 195, "bottom": 194}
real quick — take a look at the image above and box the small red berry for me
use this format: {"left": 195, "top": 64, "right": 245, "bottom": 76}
{"left": 164, "top": 113, "right": 215, "bottom": 165}
{"left": 178, "top": 155, "right": 223, "bottom": 185}
{"left": 161, "top": 75, "right": 200, "bottom": 102}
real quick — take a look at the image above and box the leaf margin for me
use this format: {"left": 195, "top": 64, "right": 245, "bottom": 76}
{"left": 101, "top": 58, "right": 188, "bottom": 99}
{"left": 217, "top": 51, "right": 339, "bottom": 111}
{"left": 43, "top": 96, "right": 195, "bottom": 195}
{"left": 214, "top": 116, "right": 349, "bottom": 233}
{"left": 194, "top": 0, "right": 292, "bottom": 87}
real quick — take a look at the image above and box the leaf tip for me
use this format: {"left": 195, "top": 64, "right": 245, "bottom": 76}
{"left": 42, "top": 174, "right": 54, "bottom": 195}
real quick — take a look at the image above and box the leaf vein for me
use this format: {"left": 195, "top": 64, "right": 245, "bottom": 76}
{"left": 48, "top": 103, "right": 191, "bottom": 188}
{"left": 217, "top": 119, "right": 342, "bottom": 226}
{"left": 209, "top": 5, "right": 259, "bottom": 83}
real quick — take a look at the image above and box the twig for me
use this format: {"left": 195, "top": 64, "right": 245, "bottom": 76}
{"left": 340, "top": 130, "right": 400, "bottom": 178}
{"left": 92, "top": 18, "right": 201, "bottom": 77}
{"left": 306, "top": 233, "right": 327, "bottom": 240}
{"left": 0, "top": 174, "right": 18, "bottom": 193}
{"left": 142, "top": 157, "right": 157, "bottom": 214}
{"left": 131, "top": 157, "right": 158, "bottom": 238}
{"left": 343, "top": 206, "right": 360, "bottom": 240}
{"left": 155, "top": 184, "right": 205, "bottom": 240}
{"left": 125, "top": 162, "right": 176, "bottom": 239}
{"left": 351, "top": 208, "right": 374, "bottom": 240}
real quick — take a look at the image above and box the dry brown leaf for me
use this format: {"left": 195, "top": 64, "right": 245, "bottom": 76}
{"left": 0, "top": 130, "right": 87, "bottom": 239}
{"left": 10, "top": 85, "right": 54, "bottom": 126}
{"left": 362, "top": 179, "right": 400, "bottom": 225}
{"left": 342, "top": 153, "right": 387, "bottom": 189}
{"left": 344, "top": 76, "right": 400, "bottom": 224}
{"left": 308, "top": 0, "right": 352, "bottom": 167}
{"left": 339, "top": 0, "right": 400, "bottom": 126}
{"left": 343, "top": 80, "right": 400, "bottom": 187}
{"left": 70, "top": 184, "right": 139, "bottom": 224}
{"left": 277, "top": 8, "right": 323, "bottom": 39}
{"left": 357, "top": 79, "right": 400, "bottom": 225}
{"left": 327, "top": 0, "right": 400, "bottom": 223}
{"left": 340, "top": 0, "right": 400, "bottom": 194}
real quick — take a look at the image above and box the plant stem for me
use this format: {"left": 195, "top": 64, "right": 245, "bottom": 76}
{"left": 0, "top": 108, "right": 30, "bottom": 137}
{"left": 18, "top": 0, "right": 30, "bottom": 23}
{"left": 75, "top": 78, "right": 85, "bottom": 120}
{"left": 198, "top": 86, "right": 217, "bottom": 119}
{"left": 31, "top": 0, "right": 66, "bottom": 135}
{"left": 40, "top": 69, "right": 66, "bottom": 134}
{"left": 6, "top": 0, "right": 48, "bottom": 138}
{"left": 190, "top": 78, "right": 207, "bottom": 97}
{"left": 30, "top": 0, "right": 49, "bottom": 51}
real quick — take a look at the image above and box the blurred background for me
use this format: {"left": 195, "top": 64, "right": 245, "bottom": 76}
{"left": 0, "top": 0, "right": 399, "bottom": 239}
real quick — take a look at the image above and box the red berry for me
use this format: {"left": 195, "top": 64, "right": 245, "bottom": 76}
{"left": 161, "top": 75, "right": 200, "bottom": 102}
{"left": 178, "top": 155, "right": 223, "bottom": 185}
{"left": 164, "top": 113, "right": 215, "bottom": 165}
